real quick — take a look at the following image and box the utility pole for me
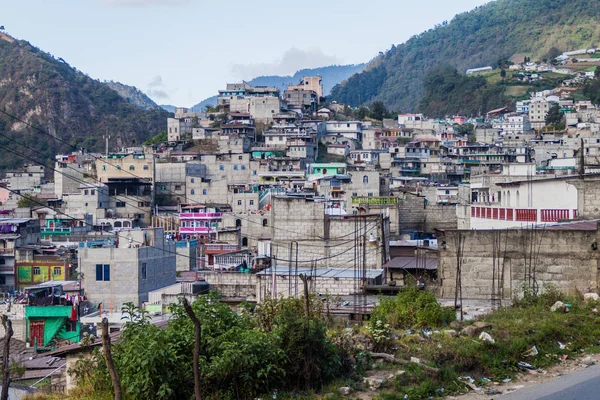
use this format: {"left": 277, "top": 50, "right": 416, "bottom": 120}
{"left": 1, "top": 315, "right": 13, "bottom": 400}
{"left": 101, "top": 318, "right": 122, "bottom": 400}
{"left": 182, "top": 299, "right": 203, "bottom": 400}
{"left": 299, "top": 274, "right": 310, "bottom": 318}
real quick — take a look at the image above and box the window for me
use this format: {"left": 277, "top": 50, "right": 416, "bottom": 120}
{"left": 116, "top": 166, "right": 121, "bottom": 170}
{"left": 102, "top": 166, "right": 107, "bottom": 171}
{"left": 96, "top": 264, "right": 110, "bottom": 281}
{"left": 141, "top": 262, "right": 147, "bottom": 280}
{"left": 236, "top": 219, "right": 242, "bottom": 227}
{"left": 249, "top": 200, "right": 254, "bottom": 206}
{"left": 253, "top": 170, "right": 257, "bottom": 175}
{"left": 116, "top": 201, "right": 126, "bottom": 208}
{"left": 53, "top": 267, "right": 61, "bottom": 276}
{"left": 237, "top": 200, "right": 242, "bottom": 206}
{"left": 352, "top": 192, "right": 358, "bottom": 197}
{"left": 0, "top": 259, "right": 4, "bottom": 265}
{"left": 363, "top": 175, "right": 369, "bottom": 184}
{"left": 91, "top": 190, "right": 95, "bottom": 195}
{"left": 241, "top": 165, "right": 246, "bottom": 170}
{"left": 143, "top": 165, "right": 149, "bottom": 170}
{"left": 202, "top": 189, "right": 207, "bottom": 195}
{"left": 262, "top": 218, "right": 268, "bottom": 227}
{"left": 129, "top": 165, "right": 135, "bottom": 171}
{"left": 33, "top": 267, "right": 41, "bottom": 276}
{"left": 175, "top": 185, "right": 181, "bottom": 191}
{"left": 219, "top": 165, "right": 225, "bottom": 170}
{"left": 84, "top": 190, "right": 89, "bottom": 195}
{"left": 234, "top": 165, "right": 238, "bottom": 170}
{"left": 190, "top": 178, "right": 195, "bottom": 183}
{"left": 239, "top": 155, "right": 243, "bottom": 160}
{"left": 367, "top": 192, "right": 374, "bottom": 197}
{"left": 138, "top": 202, "right": 144, "bottom": 207}
{"left": 191, "top": 189, "right": 195, "bottom": 195}
{"left": 161, "top": 185, "right": 166, "bottom": 191}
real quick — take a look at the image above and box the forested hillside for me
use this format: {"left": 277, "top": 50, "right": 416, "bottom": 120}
{"left": 330, "top": 0, "right": 600, "bottom": 111}
{"left": 0, "top": 34, "right": 170, "bottom": 172}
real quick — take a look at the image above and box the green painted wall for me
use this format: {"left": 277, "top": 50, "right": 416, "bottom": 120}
{"left": 26, "top": 306, "right": 80, "bottom": 347}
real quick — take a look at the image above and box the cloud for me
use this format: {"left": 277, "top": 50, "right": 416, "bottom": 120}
{"left": 146, "top": 75, "right": 170, "bottom": 100}
{"left": 104, "top": 0, "right": 190, "bottom": 7}
{"left": 231, "top": 47, "right": 340, "bottom": 79}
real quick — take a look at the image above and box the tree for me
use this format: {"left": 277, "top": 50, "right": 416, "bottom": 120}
{"left": 500, "top": 69, "right": 507, "bottom": 79}
{"left": 545, "top": 103, "right": 563, "bottom": 125}
{"left": 368, "top": 101, "right": 388, "bottom": 120}
{"left": 16, "top": 194, "right": 46, "bottom": 208}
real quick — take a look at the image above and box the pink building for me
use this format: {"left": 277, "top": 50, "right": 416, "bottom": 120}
{"left": 453, "top": 115, "right": 467, "bottom": 125}
{"left": 179, "top": 205, "right": 223, "bottom": 241}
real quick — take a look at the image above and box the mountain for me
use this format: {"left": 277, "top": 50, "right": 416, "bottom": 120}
{"left": 190, "top": 64, "right": 365, "bottom": 112}
{"left": 330, "top": 0, "right": 600, "bottom": 112}
{"left": 104, "top": 81, "right": 161, "bottom": 110}
{"left": 0, "top": 33, "right": 171, "bottom": 171}
{"left": 159, "top": 104, "right": 177, "bottom": 113}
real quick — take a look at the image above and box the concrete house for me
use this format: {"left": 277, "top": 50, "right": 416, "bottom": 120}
{"left": 79, "top": 227, "right": 176, "bottom": 309}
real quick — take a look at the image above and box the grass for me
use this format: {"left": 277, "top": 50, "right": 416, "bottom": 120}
{"left": 368, "top": 289, "right": 600, "bottom": 400}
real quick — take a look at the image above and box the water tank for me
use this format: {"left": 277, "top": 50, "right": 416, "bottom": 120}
{"left": 191, "top": 280, "right": 210, "bottom": 295}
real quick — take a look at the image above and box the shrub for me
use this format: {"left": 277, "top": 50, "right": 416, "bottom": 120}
{"left": 371, "top": 289, "right": 456, "bottom": 329}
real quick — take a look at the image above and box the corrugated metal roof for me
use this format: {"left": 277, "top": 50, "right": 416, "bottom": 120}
{"left": 383, "top": 257, "right": 438, "bottom": 270}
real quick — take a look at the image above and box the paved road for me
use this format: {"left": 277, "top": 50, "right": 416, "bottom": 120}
{"left": 500, "top": 364, "right": 600, "bottom": 400}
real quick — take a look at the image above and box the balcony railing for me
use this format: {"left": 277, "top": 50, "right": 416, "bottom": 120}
{"left": 180, "top": 213, "right": 222, "bottom": 219}
{"left": 205, "top": 244, "right": 239, "bottom": 253}
{"left": 180, "top": 227, "right": 215, "bottom": 234}
{"left": 41, "top": 227, "right": 72, "bottom": 235}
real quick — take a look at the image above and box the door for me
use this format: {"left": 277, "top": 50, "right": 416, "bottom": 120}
{"left": 30, "top": 320, "right": 45, "bottom": 347}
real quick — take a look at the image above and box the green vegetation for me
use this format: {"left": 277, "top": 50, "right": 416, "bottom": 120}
{"left": 417, "top": 65, "right": 507, "bottom": 117}
{"left": 28, "top": 287, "right": 600, "bottom": 400}
{"left": 583, "top": 67, "right": 600, "bottom": 104}
{"left": 62, "top": 294, "right": 360, "bottom": 400}
{"left": 331, "top": 0, "right": 600, "bottom": 111}
{"left": 545, "top": 103, "right": 566, "bottom": 130}
{"left": 17, "top": 194, "right": 47, "bottom": 208}
{"left": 0, "top": 36, "right": 171, "bottom": 172}
{"left": 142, "top": 130, "right": 168, "bottom": 145}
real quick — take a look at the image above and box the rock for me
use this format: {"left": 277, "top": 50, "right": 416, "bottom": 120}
{"left": 485, "top": 389, "right": 502, "bottom": 395}
{"left": 387, "top": 370, "right": 405, "bottom": 380}
{"left": 443, "top": 329, "right": 457, "bottom": 337}
{"left": 592, "top": 308, "right": 599, "bottom": 314}
{"left": 582, "top": 356, "right": 596, "bottom": 366}
{"left": 462, "top": 321, "right": 492, "bottom": 337}
{"left": 410, "top": 356, "right": 421, "bottom": 364}
{"left": 550, "top": 301, "right": 565, "bottom": 312}
{"left": 449, "top": 321, "right": 461, "bottom": 330}
{"left": 479, "top": 331, "right": 495, "bottom": 344}
{"left": 584, "top": 293, "right": 600, "bottom": 302}
{"left": 473, "top": 321, "right": 492, "bottom": 330}
{"left": 339, "top": 387, "right": 351, "bottom": 395}
{"left": 363, "top": 377, "right": 384, "bottom": 391}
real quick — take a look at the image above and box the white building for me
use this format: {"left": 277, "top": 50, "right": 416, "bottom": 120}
{"left": 493, "top": 115, "right": 532, "bottom": 135}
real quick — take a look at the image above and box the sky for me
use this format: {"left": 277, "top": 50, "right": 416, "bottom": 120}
{"left": 2, "top": 0, "right": 490, "bottom": 107}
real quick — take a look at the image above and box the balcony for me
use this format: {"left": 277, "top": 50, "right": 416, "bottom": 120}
{"left": 41, "top": 227, "right": 72, "bottom": 235}
{"left": 205, "top": 243, "right": 239, "bottom": 254}
{"left": 179, "top": 212, "right": 222, "bottom": 219}
{"left": 0, "top": 248, "right": 14, "bottom": 255}
{"left": 180, "top": 227, "right": 215, "bottom": 234}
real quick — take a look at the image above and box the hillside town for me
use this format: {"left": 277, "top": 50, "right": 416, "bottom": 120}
{"left": 4, "top": 21, "right": 600, "bottom": 399}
